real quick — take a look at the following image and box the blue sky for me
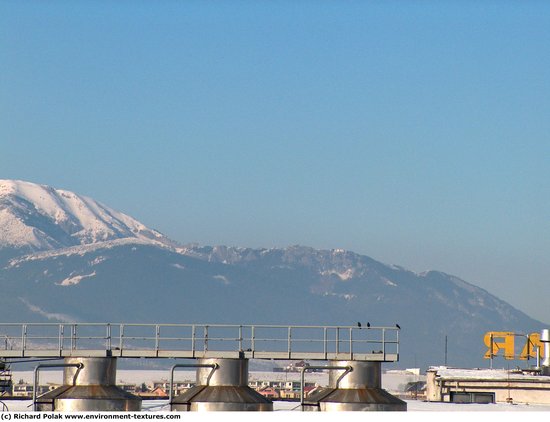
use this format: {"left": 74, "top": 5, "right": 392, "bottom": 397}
{"left": 1, "top": 1, "right": 549, "bottom": 322}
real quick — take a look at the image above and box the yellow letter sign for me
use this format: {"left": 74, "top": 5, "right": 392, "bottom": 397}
{"left": 484, "top": 332, "right": 543, "bottom": 360}
{"left": 519, "top": 333, "right": 542, "bottom": 360}
{"left": 484, "top": 332, "right": 515, "bottom": 360}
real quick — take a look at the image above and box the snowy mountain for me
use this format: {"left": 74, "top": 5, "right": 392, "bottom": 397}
{"left": 0, "top": 180, "right": 545, "bottom": 369}
{"left": 0, "top": 179, "right": 171, "bottom": 252}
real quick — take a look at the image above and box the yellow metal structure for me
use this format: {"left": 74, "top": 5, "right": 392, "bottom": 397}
{"left": 483, "top": 332, "right": 543, "bottom": 360}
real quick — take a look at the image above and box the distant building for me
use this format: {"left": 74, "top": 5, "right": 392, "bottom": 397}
{"left": 426, "top": 367, "right": 550, "bottom": 404}
{"left": 258, "top": 386, "right": 279, "bottom": 399}
{"left": 279, "top": 389, "right": 300, "bottom": 400}
{"left": 151, "top": 380, "right": 194, "bottom": 396}
{"left": 11, "top": 383, "right": 54, "bottom": 397}
{"left": 137, "top": 387, "right": 168, "bottom": 398}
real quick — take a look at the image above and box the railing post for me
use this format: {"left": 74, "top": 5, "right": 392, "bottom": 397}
{"left": 58, "top": 325, "right": 64, "bottom": 354}
{"left": 323, "top": 327, "right": 327, "bottom": 359}
{"left": 336, "top": 327, "right": 339, "bottom": 355}
{"left": 204, "top": 325, "right": 208, "bottom": 353}
{"left": 192, "top": 325, "right": 196, "bottom": 357}
{"left": 382, "top": 329, "right": 386, "bottom": 359}
{"left": 288, "top": 326, "right": 292, "bottom": 358}
{"left": 106, "top": 324, "right": 111, "bottom": 351}
{"left": 22, "top": 324, "right": 27, "bottom": 354}
{"left": 251, "top": 326, "right": 255, "bottom": 355}
{"left": 71, "top": 325, "right": 77, "bottom": 351}
{"left": 349, "top": 327, "right": 353, "bottom": 359}
{"left": 396, "top": 329, "right": 400, "bottom": 358}
{"left": 155, "top": 325, "right": 160, "bottom": 354}
{"left": 119, "top": 324, "right": 125, "bottom": 352}
{"left": 239, "top": 325, "right": 243, "bottom": 351}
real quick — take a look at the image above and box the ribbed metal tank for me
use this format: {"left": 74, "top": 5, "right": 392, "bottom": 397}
{"left": 35, "top": 358, "right": 142, "bottom": 411}
{"left": 171, "top": 358, "right": 272, "bottom": 411}
{"left": 303, "top": 361, "right": 407, "bottom": 411}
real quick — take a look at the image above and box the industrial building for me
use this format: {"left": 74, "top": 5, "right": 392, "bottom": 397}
{"left": 426, "top": 329, "right": 550, "bottom": 405}
{"left": 426, "top": 367, "right": 550, "bottom": 404}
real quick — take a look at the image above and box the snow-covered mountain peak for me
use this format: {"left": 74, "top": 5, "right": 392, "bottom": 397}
{"left": 0, "top": 179, "right": 170, "bottom": 251}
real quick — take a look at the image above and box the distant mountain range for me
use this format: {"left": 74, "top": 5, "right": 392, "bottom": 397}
{"left": 0, "top": 180, "right": 545, "bottom": 369}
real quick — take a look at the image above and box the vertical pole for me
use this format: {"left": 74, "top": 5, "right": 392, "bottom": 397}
{"left": 22, "top": 325, "right": 27, "bottom": 353}
{"left": 300, "top": 367, "right": 306, "bottom": 408}
{"left": 397, "top": 329, "right": 400, "bottom": 357}
{"left": 239, "top": 325, "right": 243, "bottom": 352}
{"left": 155, "top": 325, "right": 160, "bottom": 355}
{"left": 251, "top": 326, "right": 255, "bottom": 355}
{"left": 33, "top": 365, "right": 40, "bottom": 411}
{"left": 349, "top": 327, "right": 353, "bottom": 359}
{"left": 382, "top": 329, "right": 386, "bottom": 359}
{"left": 444, "top": 335, "right": 448, "bottom": 366}
{"left": 119, "top": 324, "right": 125, "bottom": 352}
{"left": 336, "top": 327, "right": 340, "bottom": 355}
{"left": 70, "top": 325, "right": 76, "bottom": 351}
{"left": 58, "top": 325, "right": 64, "bottom": 354}
{"left": 288, "top": 326, "right": 292, "bottom": 358}
{"left": 204, "top": 326, "right": 208, "bottom": 353}
{"left": 491, "top": 334, "right": 493, "bottom": 369}
{"left": 106, "top": 324, "right": 111, "bottom": 351}
{"left": 191, "top": 325, "right": 196, "bottom": 357}
{"left": 323, "top": 327, "right": 327, "bottom": 359}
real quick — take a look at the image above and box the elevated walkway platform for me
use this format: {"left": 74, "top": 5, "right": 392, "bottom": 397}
{"left": 0, "top": 323, "right": 399, "bottom": 362}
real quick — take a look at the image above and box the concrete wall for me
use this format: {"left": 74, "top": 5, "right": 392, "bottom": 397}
{"left": 426, "top": 369, "right": 550, "bottom": 404}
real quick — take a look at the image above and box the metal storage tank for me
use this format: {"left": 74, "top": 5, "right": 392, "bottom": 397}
{"left": 171, "top": 358, "right": 272, "bottom": 411}
{"left": 35, "top": 357, "right": 141, "bottom": 411}
{"left": 303, "top": 361, "right": 406, "bottom": 411}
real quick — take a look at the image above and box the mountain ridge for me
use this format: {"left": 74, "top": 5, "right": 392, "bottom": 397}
{"left": 0, "top": 180, "right": 544, "bottom": 368}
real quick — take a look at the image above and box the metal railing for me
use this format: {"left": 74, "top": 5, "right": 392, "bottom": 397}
{"left": 0, "top": 323, "right": 399, "bottom": 362}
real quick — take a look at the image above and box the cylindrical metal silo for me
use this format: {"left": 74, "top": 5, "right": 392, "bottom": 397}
{"left": 171, "top": 358, "right": 272, "bottom": 411}
{"left": 303, "top": 361, "right": 406, "bottom": 411}
{"left": 35, "top": 357, "right": 141, "bottom": 411}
